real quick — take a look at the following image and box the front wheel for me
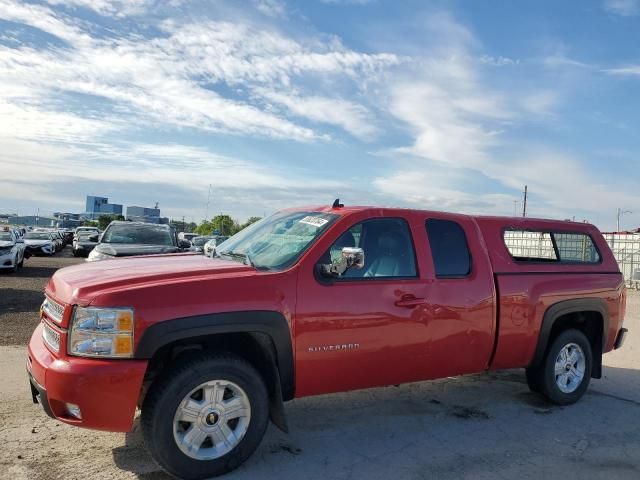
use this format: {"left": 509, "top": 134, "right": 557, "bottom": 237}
{"left": 528, "top": 329, "right": 592, "bottom": 405}
{"left": 142, "top": 354, "right": 269, "bottom": 479}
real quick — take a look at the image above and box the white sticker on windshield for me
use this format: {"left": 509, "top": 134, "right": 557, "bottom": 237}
{"left": 299, "top": 216, "right": 329, "bottom": 228}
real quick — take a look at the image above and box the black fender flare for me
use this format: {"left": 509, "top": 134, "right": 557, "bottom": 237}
{"left": 135, "top": 310, "right": 294, "bottom": 401}
{"left": 530, "top": 298, "right": 609, "bottom": 377}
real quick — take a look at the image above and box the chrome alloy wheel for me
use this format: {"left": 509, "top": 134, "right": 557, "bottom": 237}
{"left": 173, "top": 380, "right": 251, "bottom": 460}
{"left": 554, "top": 343, "right": 586, "bottom": 394}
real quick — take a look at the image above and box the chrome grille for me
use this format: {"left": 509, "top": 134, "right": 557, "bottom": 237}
{"left": 42, "top": 322, "right": 60, "bottom": 352}
{"left": 42, "top": 296, "right": 64, "bottom": 324}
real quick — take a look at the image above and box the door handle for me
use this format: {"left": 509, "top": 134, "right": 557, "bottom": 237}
{"left": 394, "top": 295, "right": 426, "bottom": 308}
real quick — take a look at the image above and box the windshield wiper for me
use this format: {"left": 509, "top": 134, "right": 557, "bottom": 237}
{"left": 219, "top": 250, "right": 255, "bottom": 268}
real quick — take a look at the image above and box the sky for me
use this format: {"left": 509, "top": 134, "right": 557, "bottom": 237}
{"left": 0, "top": 0, "right": 639, "bottom": 230}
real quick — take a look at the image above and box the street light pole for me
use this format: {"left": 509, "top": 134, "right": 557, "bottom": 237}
{"left": 617, "top": 208, "right": 632, "bottom": 232}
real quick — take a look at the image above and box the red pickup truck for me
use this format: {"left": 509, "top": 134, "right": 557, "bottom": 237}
{"left": 27, "top": 203, "right": 628, "bottom": 479}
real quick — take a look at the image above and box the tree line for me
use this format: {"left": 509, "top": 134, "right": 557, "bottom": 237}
{"left": 83, "top": 214, "right": 262, "bottom": 236}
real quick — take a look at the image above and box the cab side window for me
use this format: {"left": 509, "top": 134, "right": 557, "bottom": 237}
{"left": 426, "top": 219, "right": 471, "bottom": 278}
{"left": 324, "top": 218, "right": 417, "bottom": 279}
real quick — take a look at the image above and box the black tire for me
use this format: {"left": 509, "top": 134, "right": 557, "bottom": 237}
{"left": 536, "top": 329, "right": 592, "bottom": 405}
{"left": 142, "top": 354, "right": 269, "bottom": 480}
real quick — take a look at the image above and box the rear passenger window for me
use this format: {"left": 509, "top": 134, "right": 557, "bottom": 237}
{"left": 503, "top": 230, "right": 600, "bottom": 263}
{"left": 426, "top": 219, "right": 471, "bottom": 277}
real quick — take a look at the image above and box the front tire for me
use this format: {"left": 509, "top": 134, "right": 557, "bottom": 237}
{"left": 142, "top": 354, "right": 269, "bottom": 479}
{"left": 529, "top": 329, "right": 592, "bottom": 405}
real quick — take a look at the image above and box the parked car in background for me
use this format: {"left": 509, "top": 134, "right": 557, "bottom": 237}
{"left": 62, "top": 229, "right": 74, "bottom": 245}
{"left": 51, "top": 231, "right": 64, "bottom": 251}
{"left": 178, "top": 232, "right": 199, "bottom": 243}
{"left": 0, "top": 226, "right": 26, "bottom": 272}
{"left": 204, "top": 235, "right": 229, "bottom": 257}
{"left": 23, "top": 231, "right": 55, "bottom": 256}
{"left": 190, "top": 235, "right": 214, "bottom": 253}
{"left": 72, "top": 232, "right": 99, "bottom": 257}
{"left": 87, "top": 221, "right": 191, "bottom": 262}
{"left": 74, "top": 226, "right": 100, "bottom": 239}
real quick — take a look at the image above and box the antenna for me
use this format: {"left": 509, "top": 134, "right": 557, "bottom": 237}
{"left": 332, "top": 198, "right": 344, "bottom": 208}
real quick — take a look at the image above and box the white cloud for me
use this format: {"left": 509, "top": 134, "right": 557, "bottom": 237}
{"left": 257, "top": 89, "right": 379, "bottom": 139}
{"left": 0, "top": 0, "right": 92, "bottom": 46}
{"left": 252, "top": 0, "right": 287, "bottom": 18}
{"left": 479, "top": 55, "right": 519, "bottom": 67}
{"left": 45, "top": 0, "right": 153, "bottom": 17}
{"left": 603, "top": 0, "right": 640, "bottom": 16}
{"left": 0, "top": 1, "right": 400, "bottom": 143}
{"left": 603, "top": 65, "right": 640, "bottom": 76}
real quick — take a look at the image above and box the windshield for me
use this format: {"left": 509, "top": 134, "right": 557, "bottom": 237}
{"left": 216, "top": 211, "right": 338, "bottom": 271}
{"left": 25, "top": 233, "right": 51, "bottom": 240}
{"left": 0, "top": 232, "right": 13, "bottom": 241}
{"left": 193, "top": 237, "right": 212, "bottom": 246}
{"left": 101, "top": 224, "right": 174, "bottom": 245}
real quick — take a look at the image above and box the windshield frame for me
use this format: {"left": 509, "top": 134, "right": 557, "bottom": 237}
{"left": 215, "top": 210, "right": 339, "bottom": 272}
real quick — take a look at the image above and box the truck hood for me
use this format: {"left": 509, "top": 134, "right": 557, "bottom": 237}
{"left": 93, "top": 243, "right": 181, "bottom": 257}
{"left": 47, "top": 254, "right": 255, "bottom": 305}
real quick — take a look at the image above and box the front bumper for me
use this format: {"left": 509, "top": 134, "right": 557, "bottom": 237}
{"left": 27, "top": 245, "right": 54, "bottom": 255}
{"left": 27, "top": 322, "right": 148, "bottom": 432}
{"left": 0, "top": 251, "right": 15, "bottom": 268}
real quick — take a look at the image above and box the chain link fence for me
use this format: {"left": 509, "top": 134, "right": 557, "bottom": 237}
{"left": 603, "top": 233, "right": 640, "bottom": 288}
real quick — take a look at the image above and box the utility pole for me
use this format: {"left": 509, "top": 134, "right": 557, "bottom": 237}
{"left": 205, "top": 184, "right": 212, "bottom": 222}
{"left": 182, "top": 215, "right": 185, "bottom": 233}
{"left": 522, "top": 185, "right": 528, "bottom": 218}
{"left": 617, "top": 208, "right": 632, "bottom": 232}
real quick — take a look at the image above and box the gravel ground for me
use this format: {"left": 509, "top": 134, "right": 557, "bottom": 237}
{"left": 0, "top": 247, "right": 83, "bottom": 346}
{"left": 1, "top": 255, "right": 639, "bottom": 479}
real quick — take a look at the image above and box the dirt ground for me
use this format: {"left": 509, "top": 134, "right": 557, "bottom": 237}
{"left": 1, "top": 253, "right": 639, "bottom": 479}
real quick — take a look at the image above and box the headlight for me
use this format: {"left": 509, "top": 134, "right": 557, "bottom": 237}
{"left": 87, "top": 249, "right": 112, "bottom": 262}
{"left": 68, "top": 307, "right": 134, "bottom": 358}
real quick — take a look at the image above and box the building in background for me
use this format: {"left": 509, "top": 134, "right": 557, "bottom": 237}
{"left": 126, "top": 205, "right": 169, "bottom": 224}
{"left": 53, "top": 212, "right": 83, "bottom": 229}
{"left": 7, "top": 215, "right": 60, "bottom": 227}
{"left": 85, "top": 196, "right": 123, "bottom": 219}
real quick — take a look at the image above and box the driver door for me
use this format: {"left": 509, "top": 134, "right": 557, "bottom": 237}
{"left": 294, "top": 216, "right": 430, "bottom": 397}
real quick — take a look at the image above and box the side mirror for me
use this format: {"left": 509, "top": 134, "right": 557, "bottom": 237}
{"left": 322, "top": 247, "right": 365, "bottom": 277}
{"left": 178, "top": 239, "right": 191, "bottom": 249}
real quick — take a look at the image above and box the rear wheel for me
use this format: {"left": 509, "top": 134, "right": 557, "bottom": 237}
{"left": 527, "top": 329, "right": 592, "bottom": 405}
{"left": 142, "top": 354, "right": 269, "bottom": 479}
